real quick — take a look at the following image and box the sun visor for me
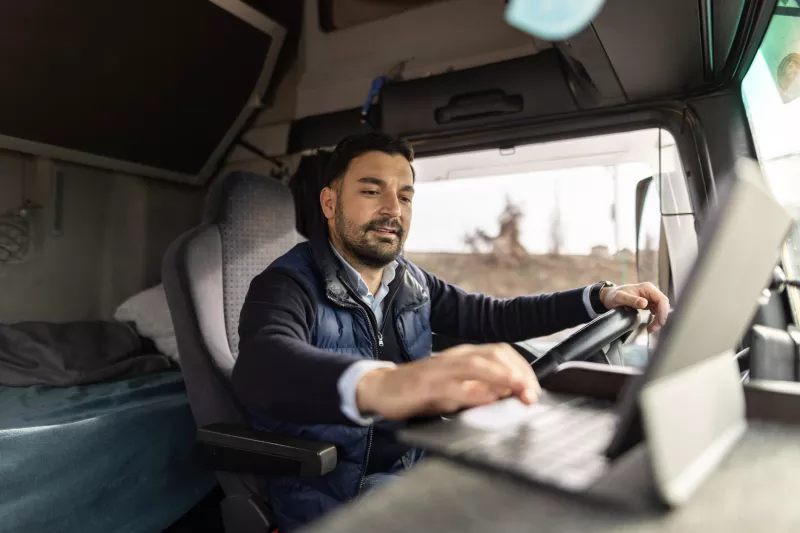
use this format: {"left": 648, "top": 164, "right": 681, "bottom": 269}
{"left": 379, "top": 51, "right": 581, "bottom": 139}
{"left": 0, "top": 1, "right": 285, "bottom": 185}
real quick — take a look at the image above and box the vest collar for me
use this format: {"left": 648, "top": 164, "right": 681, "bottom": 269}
{"left": 308, "top": 229, "right": 427, "bottom": 311}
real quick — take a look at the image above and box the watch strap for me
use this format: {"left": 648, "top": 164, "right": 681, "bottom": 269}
{"left": 589, "top": 281, "right": 614, "bottom": 314}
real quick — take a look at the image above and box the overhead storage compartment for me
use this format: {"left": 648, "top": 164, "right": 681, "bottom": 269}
{"left": 286, "top": 50, "right": 596, "bottom": 153}
{"left": 380, "top": 51, "right": 580, "bottom": 138}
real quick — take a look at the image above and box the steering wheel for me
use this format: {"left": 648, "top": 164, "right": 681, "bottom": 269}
{"left": 531, "top": 307, "right": 641, "bottom": 380}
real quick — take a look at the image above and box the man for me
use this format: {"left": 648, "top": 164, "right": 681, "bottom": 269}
{"left": 232, "top": 132, "right": 670, "bottom": 531}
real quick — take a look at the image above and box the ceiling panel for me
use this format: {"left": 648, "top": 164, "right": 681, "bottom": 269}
{"left": 593, "top": 0, "right": 706, "bottom": 100}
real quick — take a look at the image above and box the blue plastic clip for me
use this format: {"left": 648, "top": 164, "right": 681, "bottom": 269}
{"left": 361, "top": 75, "right": 387, "bottom": 123}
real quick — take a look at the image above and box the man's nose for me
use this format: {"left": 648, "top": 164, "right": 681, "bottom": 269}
{"left": 380, "top": 194, "right": 402, "bottom": 218}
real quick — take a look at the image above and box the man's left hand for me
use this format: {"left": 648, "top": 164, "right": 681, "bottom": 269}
{"left": 599, "top": 282, "right": 670, "bottom": 333}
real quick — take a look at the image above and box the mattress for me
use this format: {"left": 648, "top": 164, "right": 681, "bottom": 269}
{"left": 0, "top": 370, "right": 216, "bottom": 533}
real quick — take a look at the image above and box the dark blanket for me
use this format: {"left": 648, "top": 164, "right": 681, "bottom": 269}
{"left": 0, "top": 321, "right": 172, "bottom": 386}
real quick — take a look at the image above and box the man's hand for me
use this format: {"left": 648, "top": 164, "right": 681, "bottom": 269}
{"left": 600, "top": 282, "right": 670, "bottom": 333}
{"left": 356, "top": 343, "right": 541, "bottom": 421}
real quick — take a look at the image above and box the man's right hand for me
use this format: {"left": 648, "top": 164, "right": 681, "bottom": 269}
{"left": 355, "top": 343, "right": 541, "bottom": 420}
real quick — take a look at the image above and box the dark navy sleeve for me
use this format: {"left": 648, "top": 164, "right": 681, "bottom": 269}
{"left": 422, "top": 270, "right": 592, "bottom": 343}
{"left": 232, "top": 268, "right": 363, "bottom": 426}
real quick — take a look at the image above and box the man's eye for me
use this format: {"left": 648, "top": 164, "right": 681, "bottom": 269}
{"left": 362, "top": 190, "right": 379, "bottom": 196}
{"left": 400, "top": 196, "right": 413, "bottom": 204}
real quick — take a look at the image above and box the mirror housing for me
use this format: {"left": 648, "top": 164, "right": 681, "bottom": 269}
{"left": 634, "top": 176, "right": 654, "bottom": 276}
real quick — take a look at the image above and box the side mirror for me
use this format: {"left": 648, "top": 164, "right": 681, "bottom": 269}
{"left": 634, "top": 176, "right": 654, "bottom": 276}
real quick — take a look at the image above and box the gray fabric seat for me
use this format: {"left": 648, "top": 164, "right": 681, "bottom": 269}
{"left": 162, "top": 171, "right": 305, "bottom": 532}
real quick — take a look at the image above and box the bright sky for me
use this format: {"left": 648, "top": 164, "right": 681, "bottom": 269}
{"left": 404, "top": 161, "right": 660, "bottom": 255}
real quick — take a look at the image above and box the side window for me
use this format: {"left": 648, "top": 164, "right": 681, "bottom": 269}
{"left": 741, "top": 8, "right": 800, "bottom": 322}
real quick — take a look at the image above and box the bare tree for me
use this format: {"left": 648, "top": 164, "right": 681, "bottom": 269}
{"left": 643, "top": 233, "right": 655, "bottom": 253}
{"left": 463, "top": 229, "right": 493, "bottom": 254}
{"left": 464, "top": 196, "right": 528, "bottom": 264}
{"left": 549, "top": 185, "right": 564, "bottom": 256}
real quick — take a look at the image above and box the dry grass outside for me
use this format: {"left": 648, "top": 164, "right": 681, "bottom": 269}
{"left": 404, "top": 251, "right": 658, "bottom": 298}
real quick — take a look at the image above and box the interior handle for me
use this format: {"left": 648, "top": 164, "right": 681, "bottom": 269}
{"left": 435, "top": 89, "right": 523, "bottom": 124}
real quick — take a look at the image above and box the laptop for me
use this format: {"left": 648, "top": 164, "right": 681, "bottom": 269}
{"left": 398, "top": 158, "right": 794, "bottom": 507}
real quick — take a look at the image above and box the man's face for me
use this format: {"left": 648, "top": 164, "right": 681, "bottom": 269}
{"left": 321, "top": 151, "right": 415, "bottom": 268}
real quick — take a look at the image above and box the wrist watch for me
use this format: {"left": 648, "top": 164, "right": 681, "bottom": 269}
{"left": 590, "top": 281, "right": 615, "bottom": 314}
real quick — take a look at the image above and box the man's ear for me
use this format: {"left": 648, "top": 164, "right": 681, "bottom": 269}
{"left": 320, "top": 186, "right": 336, "bottom": 221}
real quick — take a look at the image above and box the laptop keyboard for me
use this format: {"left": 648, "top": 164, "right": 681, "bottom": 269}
{"left": 459, "top": 396, "right": 617, "bottom": 490}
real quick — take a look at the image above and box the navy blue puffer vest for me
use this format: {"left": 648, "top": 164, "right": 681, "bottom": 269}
{"left": 249, "top": 236, "right": 432, "bottom": 531}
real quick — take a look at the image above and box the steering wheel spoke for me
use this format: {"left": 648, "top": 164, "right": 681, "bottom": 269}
{"left": 531, "top": 308, "right": 641, "bottom": 380}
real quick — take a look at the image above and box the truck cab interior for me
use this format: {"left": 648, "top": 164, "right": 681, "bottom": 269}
{"left": 1, "top": 1, "right": 799, "bottom": 532}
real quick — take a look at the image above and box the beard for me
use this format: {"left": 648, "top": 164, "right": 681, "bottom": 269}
{"left": 334, "top": 209, "right": 406, "bottom": 269}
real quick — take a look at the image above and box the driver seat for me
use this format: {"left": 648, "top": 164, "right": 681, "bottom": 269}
{"left": 162, "top": 171, "right": 337, "bottom": 533}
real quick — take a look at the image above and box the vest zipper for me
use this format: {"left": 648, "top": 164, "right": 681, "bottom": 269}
{"left": 336, "top": 280, "right": 384, "bottom": 496}
{"left": 375, "top": 266, "right": 404, "bottom": 357}
{"left": 357, "top": 428, "right": 374, "bottom": 496}
{"left": 332, "top": 297, "right": 377, "bottom": 497}
{"left": 334, "top": 266, "right": 406, "bottom": 496}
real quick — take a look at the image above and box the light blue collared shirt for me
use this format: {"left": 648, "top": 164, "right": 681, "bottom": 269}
{"left": 329, "top": 243, "right": 398, "bottom": 328}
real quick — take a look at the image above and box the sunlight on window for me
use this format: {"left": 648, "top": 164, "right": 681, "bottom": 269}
{"left": 405, "top": 163, "right": 653, "bottom": 256}
{"left": 742, "top": 50, "right": 800, "bottom": 169}
{"left": 742, "top": 10, "right": 800, "bottom": 320}
{"left": 404, "top": 134, "right": 667, "bottom": 301}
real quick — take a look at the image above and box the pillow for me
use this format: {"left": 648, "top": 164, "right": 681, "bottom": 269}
{"left": 114, "top": 284, "right": 179, "bottom": 364}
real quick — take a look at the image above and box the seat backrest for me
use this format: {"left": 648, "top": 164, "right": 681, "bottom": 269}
{"left": 162, "top": 172, "right": 304, "bottom": 428}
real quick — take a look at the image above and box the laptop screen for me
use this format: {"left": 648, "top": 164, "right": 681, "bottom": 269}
{"left": 608, "top": 158, "right": 793, "bottom": 457}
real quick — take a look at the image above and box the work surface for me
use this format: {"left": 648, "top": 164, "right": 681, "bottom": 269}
{"left": 303, "top": 421, "right": 800, "bottom": 532}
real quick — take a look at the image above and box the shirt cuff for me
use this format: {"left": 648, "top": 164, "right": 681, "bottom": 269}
{"left": 583, "top": 284, "right": 600, "bottom": 320}
{"left": 338, "top": 360, "right": 397, "bottom": 425}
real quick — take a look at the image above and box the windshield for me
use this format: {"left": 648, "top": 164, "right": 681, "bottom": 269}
{"left": 742, "top": 4, "right": 800, "bottom": 319}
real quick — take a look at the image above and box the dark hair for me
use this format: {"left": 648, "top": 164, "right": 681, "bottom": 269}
{"left": 323, "top": 132, "right": 415, "bottom": 188}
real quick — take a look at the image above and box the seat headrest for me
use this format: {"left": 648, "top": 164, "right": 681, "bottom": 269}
{"left": 288, "top": 151, "right": 332, "bottom": 239}
{"left": 204, "top": 171, "right": 303, "bottom": 359}
{"left": 204, "top": 171, "right": 280, "bottom": 225}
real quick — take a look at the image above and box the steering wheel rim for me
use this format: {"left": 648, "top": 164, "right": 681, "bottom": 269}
{"left": 532, "top": 307, "right": 641, "bottom": 380}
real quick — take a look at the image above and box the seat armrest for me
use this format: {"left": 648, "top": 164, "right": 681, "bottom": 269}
{"left": 197, "top": 424, "right": 338, "bottom": 477}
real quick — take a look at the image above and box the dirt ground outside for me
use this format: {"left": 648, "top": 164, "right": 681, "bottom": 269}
{"left": 406, "top": 250, "right": 657, "bottom": 348}
{"left": 405, "top": 251, "right": 657, "bottom": 299}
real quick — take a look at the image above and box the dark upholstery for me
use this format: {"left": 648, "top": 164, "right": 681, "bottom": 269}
{"left": 162, "top": 171, "right": 304, "bottom": 531}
